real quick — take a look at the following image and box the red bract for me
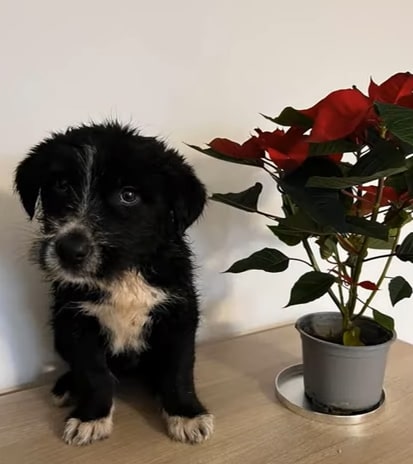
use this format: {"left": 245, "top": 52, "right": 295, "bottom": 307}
{"left": 256, "top": 127, "right": 341, "bottom": 171}
{"left": 332, "top": 270, "right": 379, "bottom": 291}
{"left": 208, "top": 136, "right": 264, "bottom": 160}
{"left": 299, "top": 89, "right": 371, "bottom": 142}
{"left": 369, "top": 72, "right": 413, "bottom": 108}
{"left": 358, "top": 281, "right": 379, "bottom": 291}
{"left": 256, "top": 127, "right": 308, "bottom": 170}
{"left": 359, "top": 186, "right": 399, "bottom": 204}
{"left": 352, "top": 186, "right": 400, "bottom": 215}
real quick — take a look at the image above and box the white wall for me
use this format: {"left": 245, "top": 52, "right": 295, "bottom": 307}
{"left": 1, "top": 0, "right": 413, "bottom": 390}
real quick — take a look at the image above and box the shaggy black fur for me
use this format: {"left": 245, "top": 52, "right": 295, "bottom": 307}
{"left": 14, "top": 122, "right": 212, "bottom": 445}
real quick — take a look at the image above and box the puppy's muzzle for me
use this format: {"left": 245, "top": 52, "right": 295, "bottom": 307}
{"left": 55, "top": 231, "right": 91, "bottom": 268}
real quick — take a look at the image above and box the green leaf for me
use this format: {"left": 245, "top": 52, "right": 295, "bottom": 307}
{"left": 385, "top": 157, "right": 413, "bottom": 194}
{"left": 398, "top": 140, "right": 413, "bottom": 157}
{"left": 267, "top": 225, "right": 303, "bottom": 246}
{"left": 210, "top": 183, "right": 263, "bottom": 213}
{"left": 187, "top": 144, "right": 263, "bottom": 167}
{"left": 306, "top": 166, "right": 408, "bottom": 189}
{"left": 261, "top": 107, "right": 313, "bottom": 129}
{"left": 225, "top": 248, "right": 289, "bottom": 273}
{"left": 268, "top": 209, "right": 332, "bottom": 246}
{"left": 384, "top": 172, "right": 408, "bottom": 193}
{"left": 280, "top": 181, "right": 348, "bottom": 232}
{"left": 368, "top": 229, "right": 398, "bottom": 250}
{"left": 396, "top": 232, "right": 413, "bottom": 262}
{"left": 389, "top": 276, "right": 412, "bottom": 306}
{"left": 345, "top": 216, "right": 389, "bottom": 241}
{"left": 384, "top": 208, "right": 412, "bottom": 228}
{"left": 317, "top": 236, "right": 337, "bottom": 260}
{"left": 277, "top": 210, "right": 333, "bottom": 235}
{"left": 375, "top": 103, "right": 413, "bottom": 146}
{"left": 286, "top": 271, "right": 336, "bottom": 307}
{"left": 309, "top": 139, "right": 359, "bottom": 157}
{"left": 281, "top": 193, "right": 295, "bottom": 218}
{"left": 307, "top": 140, "right": 408, "bottom": 189}
{"left": 280, "top": 157, "right": 393, "bottom": 236}
{"left": 343, "top": 327, "right": 364, "bottom": 346}
{"left": 373, "top": 309, "right": 395, "bottom": 332}
{"left": 348, "top": 141, "right": 406, "bottom": 177}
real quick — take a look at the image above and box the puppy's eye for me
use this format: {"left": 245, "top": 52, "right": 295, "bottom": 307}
{"left": 119, "top": 187, "right": 140, "bottom": 205}
{"left": 54, "top": 179, "right": 69, "bottom": 194}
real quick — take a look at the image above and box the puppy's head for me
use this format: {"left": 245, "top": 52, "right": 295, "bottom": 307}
{"left": 14, "top": 122, "right": 206, "bottom": 285}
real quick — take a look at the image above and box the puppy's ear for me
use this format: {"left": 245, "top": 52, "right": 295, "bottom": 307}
{"left": 167, "top": 154, "right": 207, "bottom": 235}
{"left": 14, "top": 151, "right": 44, "bottom": 220}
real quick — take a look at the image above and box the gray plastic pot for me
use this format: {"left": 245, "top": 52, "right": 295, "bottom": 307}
{"left": 295, "top": 312, "right": 395, "bottom": 414}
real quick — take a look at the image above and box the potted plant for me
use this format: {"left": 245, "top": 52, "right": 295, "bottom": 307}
{"left": 190, "top": 72, "right": 413, "bottom": 415}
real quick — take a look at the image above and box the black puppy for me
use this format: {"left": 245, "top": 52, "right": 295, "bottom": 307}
{"left": 14, "top": 122, "right": 214, "bottom": 446}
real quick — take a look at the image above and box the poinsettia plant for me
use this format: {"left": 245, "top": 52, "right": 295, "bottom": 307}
{"left": 191, "top": 72, "right": 413, "bottom": 345}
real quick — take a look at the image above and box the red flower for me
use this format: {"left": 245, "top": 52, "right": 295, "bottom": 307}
{"left": 208, "top": 136, "right": 264, "bottom": 160}
{"left": 359, "top": 185, "right": 399, "bottom": 204}
{"left": 298, "top": 73, "right": 413, "bottom": 144}
{"left": 255, "top": 127, "right": 341, "bottom": 171}
{"left": 256, "top": 127, "right": 308, "bottom": 170}
{"left": 207, "top": 72, "right": 413, "bottom": 170}
{"left": 369, "top": 72, "right": 413, "bottom": 108}
{"left": 299, "top": 89, "right": 371, "bottom": 143}
{"left": 351, "top": 185, "right": 407, "bottom": 216}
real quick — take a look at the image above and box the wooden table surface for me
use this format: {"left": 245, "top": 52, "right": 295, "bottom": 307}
{"left": 1, "top": 324, "right": 413, "bottom": 464}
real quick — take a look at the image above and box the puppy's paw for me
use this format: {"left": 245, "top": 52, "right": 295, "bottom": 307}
{"left": 164, "top": 412, "right": 214, "bottom": 444}
{"left": 62, "top": 408, "right": 114, "bottom": 446}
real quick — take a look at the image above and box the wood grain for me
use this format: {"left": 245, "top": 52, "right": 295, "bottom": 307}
{"left": 0, "top": 324, "right": 412, "bottom": 464}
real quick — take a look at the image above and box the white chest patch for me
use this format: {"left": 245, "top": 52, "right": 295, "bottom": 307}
{"left": 83, "top": 272, "right": 168, "bottom": 354}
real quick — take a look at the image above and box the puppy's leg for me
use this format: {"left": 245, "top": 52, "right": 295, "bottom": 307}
{"left": 54, "top": 317, "right": 114, "bottom": 446}
{"left": 51, "top": 371, "right": 73, "bottom": 407}
{"left": 62, "top": 359, "right": 114, "bottom": 446}
{"left": 150, "top": 322, "right": 214, "bottom": 444}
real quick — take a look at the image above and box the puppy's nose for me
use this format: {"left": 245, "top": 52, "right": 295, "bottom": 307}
{"left": 55, "top": 232, "right": 91, "bottom": 265}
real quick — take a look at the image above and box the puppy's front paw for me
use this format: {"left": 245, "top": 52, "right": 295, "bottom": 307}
{"left": 164, "top": 413, "right": 214, "bottom": 444}
{"left": 62, "top": 408, "right": 114, "bottom": 446}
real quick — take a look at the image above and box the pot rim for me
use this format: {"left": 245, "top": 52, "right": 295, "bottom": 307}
{"left": 295, "top": 311, "right": 396, "bottom": 350}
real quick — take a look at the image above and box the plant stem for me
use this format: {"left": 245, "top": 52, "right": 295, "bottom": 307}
{"left": 336, "top": 235, "right": 359, "bottom": 255}
{"left": 332, "top": 243, "right": 346, "bottom": 308}
{"left": 363, "top": 253, "right": 394, "bottom": 263}
{"left": 346, "top": 179, "right": 385, "bottom": 324}
{"left": 262, "top": 158, "right": 276, "bottom": 169}
{"left": 364, "top": 206, "right": 391, "bottom": 218}
{"left": 256, "top": 210, "right": 282, "bottom": 221}
{"left": 283, "top": 193, "right": 342, "bottom": 312}
{"left": 356, "top": 148, "right": 363, "bottom": 218}
{"left": 341, "top": 189, "right": 370, "bottom": 204}
{"left": 289, "top": 257, "right": 313, "bottom": 267}
{"left": 263, "top": 165, "right": 279, "bottom": 181}
{"left": 262, "top": 160, "right": 281, "bottom": 181}
{"left": 354, "top": 228, "right": 401, "bottom": 320}
{"left": 355, "top": 296, "right": 377, "bottom": 311}
{"left": 302, "top": 238, "right": 343, "bottom": 313}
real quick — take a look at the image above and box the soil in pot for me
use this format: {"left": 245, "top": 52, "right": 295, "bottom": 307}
{"left": 302, "top": 315, "right": 392, "bottom": 347}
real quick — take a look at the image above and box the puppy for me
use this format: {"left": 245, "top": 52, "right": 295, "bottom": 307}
{"left": 14, "top": 122, "right": 214, "bottom": 446}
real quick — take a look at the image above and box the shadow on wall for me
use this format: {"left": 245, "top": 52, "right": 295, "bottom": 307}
{"left": 187, "top": 154, "right": 279, "bottom": 340}
{"left": 0, "top": 190, "right": 56, "bottom": 390}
